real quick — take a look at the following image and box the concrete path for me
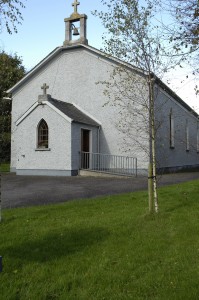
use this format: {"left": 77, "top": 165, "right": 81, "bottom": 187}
{"left": 2, "top": 172, "right": 199, "bottom": 209}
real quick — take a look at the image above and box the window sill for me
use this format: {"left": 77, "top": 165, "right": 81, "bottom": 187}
{"left": 35, "top": 148, "right": 51, "bottom": 151}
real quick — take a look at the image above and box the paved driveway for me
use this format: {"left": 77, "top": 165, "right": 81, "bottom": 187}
{"left": 2, "top": 172, "right": 199, "bottom": 209}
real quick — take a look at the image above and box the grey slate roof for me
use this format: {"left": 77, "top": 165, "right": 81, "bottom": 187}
{"left": 48, "top": 98, "right": 100, "bottom": 127}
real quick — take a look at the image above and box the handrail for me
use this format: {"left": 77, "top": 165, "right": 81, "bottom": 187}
{"left": 80, "top": 152, "right": 137, "bottom": 176}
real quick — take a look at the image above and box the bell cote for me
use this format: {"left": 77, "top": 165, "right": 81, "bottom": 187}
{"left": 63, "top": 0, "right": 88, "bottom": 46}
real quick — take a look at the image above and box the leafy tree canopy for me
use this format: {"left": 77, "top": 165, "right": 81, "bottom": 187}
{"left": 161, "top": 0, "right": 199, "bottom": 92}
{"left": 168, "top": 0, "right": 199, "bottom": 47}
{"left": 0, "top": 51, "right": 25, "bottom": 100}
{"left": 0, "top": 52, "right": 25, "bottom": 162}
{"left": 95, "top": 0, "right": 198, "bottom": 93}
{"left": 94, "top": 0, "right": 180, "bottom": 77}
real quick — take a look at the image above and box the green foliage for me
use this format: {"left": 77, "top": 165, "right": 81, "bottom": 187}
{"left": 169, "top": 0, "right": 199, "bottom": 47}
{"left": 95, "top": 0, "right": 199, "bottom": 91}
{"left": 93, "top": 0, "right": 178, "bottom": 76}
{"left": 0, "top": 115, "right": 11, "bottom": 131}
{"left": 158, "top": 0, "right": 199, "bottom": 89}
{"left": 0, "top": 0, "right": 26, "bottom": 34}
{"left": 0, "top": 163, "right": 10, "bottom": 172}
{"left": 0, "top": 51, "right": 25, "bottom": 162}
{"left": 0, "top": 135, "right": 10, "bottom": 162}
{"left": 0, "top": 51, "right": 25, "bottom": 98}
{"left": 0, "top": 180, "right": 199, "bottom": 299}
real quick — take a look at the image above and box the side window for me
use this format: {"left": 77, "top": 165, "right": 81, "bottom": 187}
{"left": 186, "top": 120, "right": 189, "bottom": 152}
{"left": 197, "top": 121, "right": 199, "bottom": 153}
{"left": 37, "top": 119, "right": 48, "bottom": 148}
{"left": 170, "top": 109, "right": 175, "bottom": 148}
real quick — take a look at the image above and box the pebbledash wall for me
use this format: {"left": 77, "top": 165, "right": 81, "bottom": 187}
{"left": 10, "top": 46, "right": 149, "bottom": 175}
{"left": 10, "top": 45, "right": 199, "bottom": 176}
{"left": 14, "top": 103, "right": 72, "bottom": 176}
{"left": 155, "top": 85, "right": 199, "bottom": 172}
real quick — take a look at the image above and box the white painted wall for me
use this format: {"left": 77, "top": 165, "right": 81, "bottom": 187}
{"left": 11, "top": 47, "right": 149, "bottom": 173}
{"left": 15, "top": 103, "right": 72, "bottom": 174}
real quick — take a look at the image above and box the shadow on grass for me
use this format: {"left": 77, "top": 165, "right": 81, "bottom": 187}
{"left": 2, "top": 227, "right": 109, "bottom": 263}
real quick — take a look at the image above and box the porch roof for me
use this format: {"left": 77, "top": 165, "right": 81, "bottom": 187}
{"left": 48, "top": 98, "right": 100, "bottom": 127}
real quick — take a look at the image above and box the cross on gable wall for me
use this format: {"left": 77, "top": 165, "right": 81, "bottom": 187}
{"left": 41, "top": 83, "right": 49, "bottom": 95}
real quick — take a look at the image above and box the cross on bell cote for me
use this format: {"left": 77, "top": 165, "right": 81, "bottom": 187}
{"left": 63, "top": 0, "right": 88, "bottom": 46}
{"left": 72, "top": 0, "right": 80, "bottom": 14}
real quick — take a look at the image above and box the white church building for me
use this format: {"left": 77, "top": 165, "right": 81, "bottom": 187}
{"left": 8, "top": 1, "right": 199, "bottom": 176}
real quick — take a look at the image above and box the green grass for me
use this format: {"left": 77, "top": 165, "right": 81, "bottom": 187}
{"left": 0, "top": 163, "right": 10, "bottom": 172}
{"left": 0, "top": 180, "right": 199, "bottom": 300}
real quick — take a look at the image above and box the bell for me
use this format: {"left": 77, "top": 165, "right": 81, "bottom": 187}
{"left": 73, "top": 27, "right": 80, "bottom": 36}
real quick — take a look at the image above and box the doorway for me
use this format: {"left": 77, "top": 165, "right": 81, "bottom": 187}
{"left": 81, "top": 129, "right": 90, "bottom": 169}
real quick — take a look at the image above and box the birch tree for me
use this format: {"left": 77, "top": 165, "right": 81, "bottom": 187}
{"left": 159, "top": 0, "right": 199, "bottom": 94}
{"left": 0, "top": 0, "right": 25, "bottom": 34}
{"left": 94, "top": 0, "right": 184, "bottom": 213}
{"left": 166, "top": 0, "right": 199, "bottom": 49}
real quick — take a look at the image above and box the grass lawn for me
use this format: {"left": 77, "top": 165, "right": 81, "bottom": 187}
{"left": 0, "top": 163, "right": 10, "bottom": 172}
{"left": 0, "top": 180, "right": 199, "bottom": 300}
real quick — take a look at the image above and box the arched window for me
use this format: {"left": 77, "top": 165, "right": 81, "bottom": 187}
{"left": 38, "top": 119, "right": 48, "bottom": 148}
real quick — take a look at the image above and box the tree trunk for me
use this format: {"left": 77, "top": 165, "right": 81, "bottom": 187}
{"left": 149, "top": 76, "right": 159, "bottom": 213}
{"left": 151, "top": 126, "right": 158, "bottom": 213}
{"left": 148, "top": 162, "right": 154, "bottom": 213}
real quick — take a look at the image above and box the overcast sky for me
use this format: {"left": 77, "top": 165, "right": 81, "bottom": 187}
{"left": 0, "top": 0, "right": 198, "bottom": 112}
